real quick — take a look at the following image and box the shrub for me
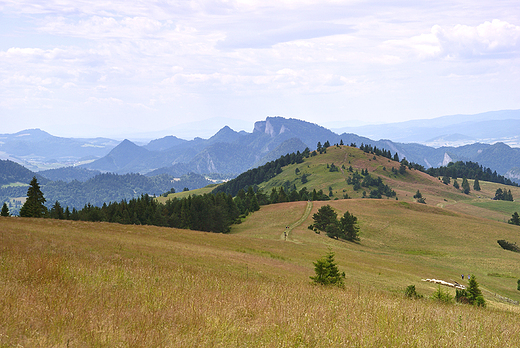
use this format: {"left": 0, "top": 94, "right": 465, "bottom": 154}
{"left": 431, "top": 286, "right": 453, "bottom": 303}
{"left": 497, "top": 240, "right": 520, "bottom": 252}
{"left": 405, "top": 285, "right": 423, "bottom": 299}
{"left": 455, "top": 289, "right": 470, "bottom": 304}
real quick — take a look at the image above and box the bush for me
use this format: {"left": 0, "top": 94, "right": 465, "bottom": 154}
{"left": 405, "top": 285, "right": 423, "bottom": 299}
{"left": 431, "top": 286, "right": 452, "bottom": 303}
{"left": 517, "top": 279, "right": 520, "bottom": 291}
{"left": 497, "top": 240, "right": 520, "bottom": 252}
{"left": 455, "top": 289, "right": 470, "bottom": 304}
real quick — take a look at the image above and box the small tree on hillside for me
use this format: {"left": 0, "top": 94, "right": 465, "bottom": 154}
{"left": 310, "top": 251, "right": 345, "bottom": 287}
{"left": 1, "top": 202, "right": 9, "bottom": 217}
{"left": 473, "top": 178, "right": 481, "bottom": 191}
{"left": 509, "top": 212, "right": 520, "bottom": 226}
{"left": 413, "top": 190, "right": 426, "bottom": 204}
{"left": 19, "top": 177, "right": 47, "bottom": 218}
{"left": 453, "top": 179, "right": 460, "bottom": 189}
{"left": 339, "top": 211, "right": 360, "bottom": 241}
{"left": 311, "top": 205, "right": 338, "bottom": 233}
{"left": 466, "top": 275, "right": 485, "bottom": 307}
{"left": 462, "top": 177, "right": 470, "bottom": 194}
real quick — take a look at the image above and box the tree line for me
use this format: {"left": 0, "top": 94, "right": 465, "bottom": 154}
{"left": 16, "top": 177, "right": 241, "bottom": 233}
{"left": 426, "top": 161, "right": 518, "bottom": 187}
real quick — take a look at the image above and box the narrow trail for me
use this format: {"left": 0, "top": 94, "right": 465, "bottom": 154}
{"left": 280, "top": 200, "right": 313, "bottom": 242}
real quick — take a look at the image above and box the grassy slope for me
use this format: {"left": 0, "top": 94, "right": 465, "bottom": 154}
{"left": 2, "top": 213, "right": 520, "bottom": 347}
{"left": 3, "top": 145, "right": 520, "bottom": 346}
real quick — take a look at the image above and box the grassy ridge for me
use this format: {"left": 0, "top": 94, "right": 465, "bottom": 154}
{"left": 2, "top": 196, "right": 520, "bottom": 346}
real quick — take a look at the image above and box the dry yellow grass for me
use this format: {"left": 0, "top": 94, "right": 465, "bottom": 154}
{"left": 2, "top": 205, "right": 520, "bottom": 347}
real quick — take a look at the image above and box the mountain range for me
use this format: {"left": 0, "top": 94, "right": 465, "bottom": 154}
{"left": 3, "top": 111, "right": 520, "bottom": 183}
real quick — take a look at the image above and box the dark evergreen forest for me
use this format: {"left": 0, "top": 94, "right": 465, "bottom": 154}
{"left": 426, "top": 161, "right": 518, "bottom": 187}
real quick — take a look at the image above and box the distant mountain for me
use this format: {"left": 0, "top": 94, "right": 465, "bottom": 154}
{"left": 332, "top": 109, "right": 520, "bottom": 147}
{"left": 0, "top": 128, "right": 118, "bottom": 170}
{"left": 77, "top": 115, "right": 520, "bottom": 183}
{"left": 39, "top": 166, "right": 101, "bottom": 183}
{"left": 82, "top": 117, "right": 325, "bottom": 175}
{"left": 144, "top": 135, "right": 187, "bottom": 152}
{"left": 5, "top": 112, "right": 520, "bottom": 184}
{"left": 82, "top": 139, "right": 152, "bottom": 173}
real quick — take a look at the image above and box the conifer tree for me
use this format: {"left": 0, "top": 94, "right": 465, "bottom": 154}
{"left": 19, "top": 177, "right": 47, "bottom": 218}
{"left": 453, "top": 179, "right": 460, "bottom": 189}
{"left": 1, "top": 202, "right": 9, "bottom": 217}
{"left": 467, "top": 275, "right": 485, "bottom": 307}
{"left": 473, "top": 178, "right": 481, "bottom": 191}
{"left": 462, "top": 177, "right": 470, "bottom": 194}
{"left": 508, "top": 212, "right": 520, "bottom": 226}
{"left": 340, "top": 211, "right": 360, "bottom": 241}
{"left": 311, "top": 205, "right": 338, "bottom": 233}
{"left": 310, "top": 251, "right": 345, "bottom": 287}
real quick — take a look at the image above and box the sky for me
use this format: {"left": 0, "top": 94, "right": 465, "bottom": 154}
{"left": 1, "top": 0, "right": 520, "bottom": 139}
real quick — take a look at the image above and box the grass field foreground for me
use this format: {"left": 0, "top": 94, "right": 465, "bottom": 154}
{"left": 2, "top": 212, "right": 520, "bottom": 347}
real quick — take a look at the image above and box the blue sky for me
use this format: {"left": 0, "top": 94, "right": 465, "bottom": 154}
{"left": 1, "top": 0, "right": 519, "bottom": 138}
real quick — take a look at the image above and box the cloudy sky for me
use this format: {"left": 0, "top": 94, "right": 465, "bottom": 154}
{"left": 1, "top": 0, "right": 520, "bottom": 139}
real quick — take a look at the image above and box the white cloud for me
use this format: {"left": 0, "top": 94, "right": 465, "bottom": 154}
{"left": 389, "top": 20, "right": 520, "bottom": 60}
{"left": 1, "top": 1, "right": 520, "bottom": 136}
{"left": 435, "top": 19, "right": 520, "bottom": 58}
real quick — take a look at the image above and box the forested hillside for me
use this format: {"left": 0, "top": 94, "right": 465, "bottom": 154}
{"left": 0, "top": 160, "right": 48, "bottom": 186}
{"left": 0, "top": 158, "right": 216, "bottom": 214}
{"left": 39, "top": 166, "right": 101, "bottom": 182}
{"left": 42, "top": 172, "right": 213, "bottom": 209}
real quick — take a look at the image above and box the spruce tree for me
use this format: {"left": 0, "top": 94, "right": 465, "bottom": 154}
{"left": 311, "top": 205, "right": 338, "bottom": 233}
{"left": 339, "top": 211, "right": 360, "bottom": 241}
{"left": 462, "top": 177, "right": 470, "bottom": 194}
{"left": 508, "top": 212, "right": 520, "bottom": 226}
{"left": 473, "top": 178, "right": 481, "bottom": 191}
{"left": 453, "top": 179, "right": 460, "bottom": 189}
{"left": 310, "top": 251, "right": 345, "bottom": 287}
{"left": 1, "top": 202, "right": 9, "bottom": 217}
{"left": 467, "top": 275, "right": 485, "bottom": 307}
{"left": 19, "top": 177, "right": 47, "bottom": 218}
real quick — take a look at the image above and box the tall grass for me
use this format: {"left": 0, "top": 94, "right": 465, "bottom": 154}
{"left": 1, "top": 217, "right": 520, "bottom": 347}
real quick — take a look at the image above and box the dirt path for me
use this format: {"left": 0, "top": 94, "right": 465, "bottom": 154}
{"left": 280, "top": 200, "right": 313, "bottom": 242}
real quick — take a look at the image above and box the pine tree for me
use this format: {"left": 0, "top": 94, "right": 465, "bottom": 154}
{"left": 453, "top": 179, "right": 460, "bottom": 189}
{"left": 1, "top": 202, "right": 9, "bottom": 217}
{"left": 311, "top": 205, "right": 338, "bottom": 233}
{"left": 467, "top": 275, "right": 485, "bottom": 307}
{"left": 508, "top": 212, "right": 520, "bottom": 226}
{"left": 19, "top": 177, "right": 47, "bottom": 218}
{"left": 339, "top": 211, "right": 360, "bottom": 241}
{"left": 462, "top": 177, "right": 470, "bottom": 194}
{"left": 50, "top": 201, "right": 64, "bottom": 219}
{"left": 473, "top": 178, "right": 481, "bottom": 191}
{"left": 310, "top": 251, "right": 345, "bottom": 287}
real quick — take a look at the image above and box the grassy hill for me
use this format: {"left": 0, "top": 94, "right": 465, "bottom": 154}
{"left": 3, "top": 145, "right": 520, "bottom": 346}
{"left": 2, "top": 197, "right": 520, "bottom": 346}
